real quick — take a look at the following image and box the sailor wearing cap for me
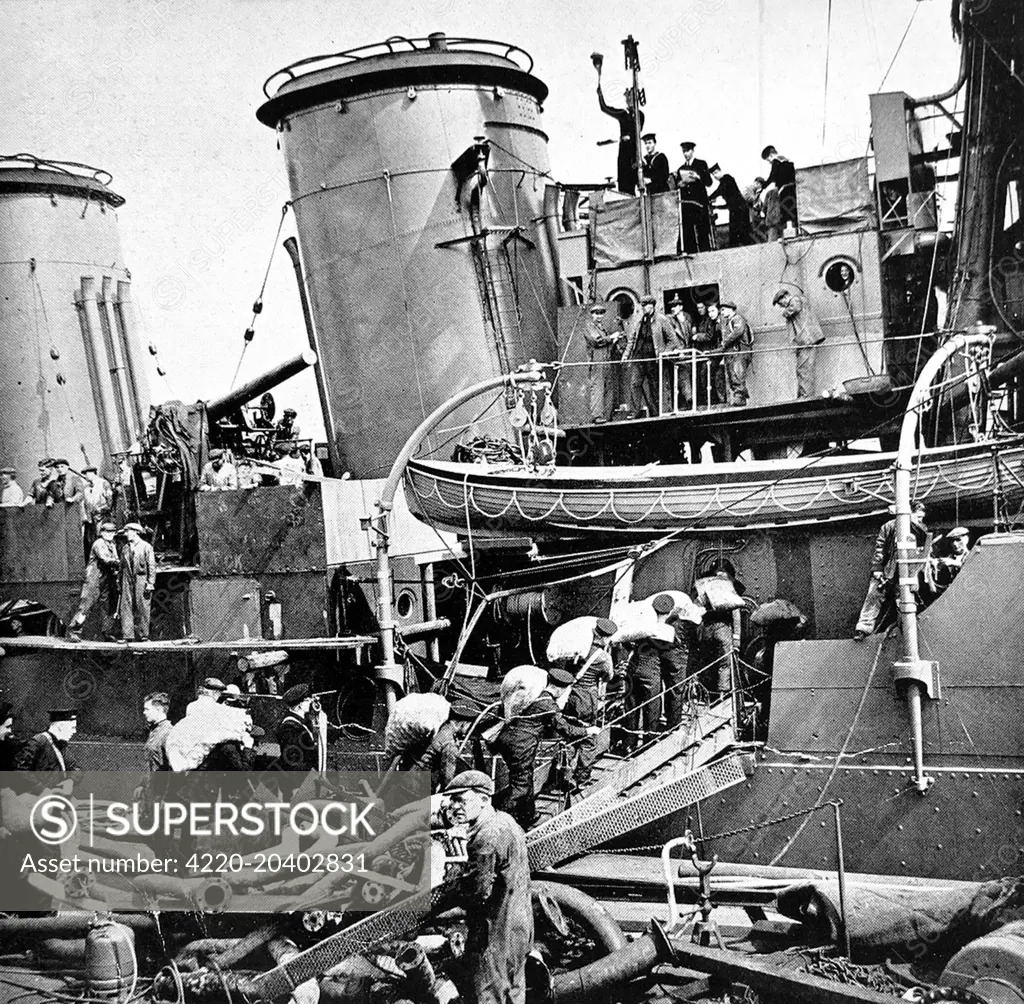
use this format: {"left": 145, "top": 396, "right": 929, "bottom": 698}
{"left": 396, "top": 700, "right": 470, "bottom": 794}
{"left": 772, "top": 287, "right": 824, "bottom": 399}
{"left": 119, "top": 522, "right": 156, "bottom": 642}
{"left": 564, "top": 617, "right": 618, "bottom": 788}
{"left": 675, "top": 142, "right": 713, "bottom": 252}
{"left": 276, "top": 683, "right": 318, "bottom": 784}
{"left": 443, "top": 769, "right": 532, "bottom": 1004}
{"left": 627, "top": 594, "right": 694, "bottom": 745}
{"left": 15, "top": 709, "right": 79, "bottom": 780}
{"left": 641, "top": 133, "right": 671, "bottom": 194}
{"left": 199, "top": 449, "right": 238, "bottom": 491}
{"left": 490, "top": 667, "right": 599, "bottom": 829}
{"left": 68, "top": 521, "right": 120, "bottom": 642}
{"left": 717, "top": 301, "right": 754, "bottom": 406}
{"left": 583, "top": 302, "right": 625, "bottom": 423}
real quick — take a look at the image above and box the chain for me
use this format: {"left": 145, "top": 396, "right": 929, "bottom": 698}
{"left": 599, "top": 798, "right": 842, "bottom": 854}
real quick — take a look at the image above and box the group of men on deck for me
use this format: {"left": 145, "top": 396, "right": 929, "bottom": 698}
{"left": 596, "top": 84, "right": 798, "bottom": 250}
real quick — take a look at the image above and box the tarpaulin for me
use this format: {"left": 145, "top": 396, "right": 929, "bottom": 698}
{"left": 795, "top": 158, "right": 876, "bottom": 234}
{"left": 775, "top": 877, "right": 1024, "bottom": 957}
{"left": 592, "top": 193, "right": 682, "bottom": 267}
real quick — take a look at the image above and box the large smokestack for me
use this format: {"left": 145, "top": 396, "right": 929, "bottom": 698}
{"left": 257, "top": 35, "right": 557, "bottom": 476}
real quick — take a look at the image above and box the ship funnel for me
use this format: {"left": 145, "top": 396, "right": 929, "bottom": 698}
{"left": 0, "top": 154, "right": 149, "bottom": 478}
{"left": 257, "top": 35, "right": 557, "bottom": 476}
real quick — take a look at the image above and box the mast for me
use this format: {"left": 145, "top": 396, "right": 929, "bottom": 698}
{"left": 623, "top": 35, "right": 653, "bottom": 294}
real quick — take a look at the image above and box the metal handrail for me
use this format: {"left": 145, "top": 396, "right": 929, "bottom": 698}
{"left": 0, "top": 152, "right": 114, "bottom": 187}
{"left": 263, "top": 35, "right": 535, "bottom": 99}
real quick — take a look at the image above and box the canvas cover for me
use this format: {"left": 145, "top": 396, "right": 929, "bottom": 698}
{"left": 795, "top": 157, "right": 876, "bottom": 234}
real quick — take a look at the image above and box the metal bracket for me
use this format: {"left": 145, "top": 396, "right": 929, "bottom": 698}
{"left": 893, "top": 658, "right": 941, "bottom": 700}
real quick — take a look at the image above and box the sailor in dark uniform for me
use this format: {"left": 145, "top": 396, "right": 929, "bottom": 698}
{"left": 397, "top": 711, "right": 463, "bottom": 794}
{"left": 709, "top": 163, "right": 753, "bottom": 246}
{"left": 276, "top": 683, "right": 318, "bottom": 786}
{"left": 641, "top": 134, "right": 671, "bottom": 194}
{"left": 491, "top": 667, "right": 598, "bottom": 828}
{"left": 675, "top": 142, "right": 713, "bottom": 252}
{"left": 15, "top": 709, "right": 79, "bottom": 789}
{"left": 761, "top": 145, "right": 798, "bottom": 232}
{"left": 0, "top": 701, "right": 19, "bottom": 772}
{"left": 565, "top": 618, "right": 617, "bottom": 788}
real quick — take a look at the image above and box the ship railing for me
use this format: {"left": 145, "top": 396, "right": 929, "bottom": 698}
{"left": 0, "top": 152, "right": 114, "bottom": 187}
{"left": 263, "top": 36, "right": 534, "bottom": 99}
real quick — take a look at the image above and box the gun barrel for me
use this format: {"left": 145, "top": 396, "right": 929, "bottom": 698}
{"left": 206, "top": 348, "right": 317, "bottom": 421}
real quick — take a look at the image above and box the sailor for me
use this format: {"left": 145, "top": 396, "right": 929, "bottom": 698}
{"left": 641, "top": 133, "right": 671, "bottom": 194}
{"left": 491, "top": 666, "right": 599, "bottom": 828}
{"left": 198, "top": 449, "right": 238, "bottom": 491}
{"left": 597, "top": 84, "right": 644, "bottom": 195}
{"left": 623, "top": 295, "right": 680, "bottom": 418}
{"left": 29, "top": 458, "right": 56, "bottom": 505}
{"left": 718, "top": 302, "right": 754, "bottom": 406}
{"left": 761, "top": 145, "right": 798, "bottom": 233}
{"left": 625, "top": 595, "right": 680, "bottom": 746}
{"left": 81, "top": 466, "right": 114, "bottom": 558}
{"left": 694, "top": 561, "right": 745, "bottom": 699}
{"left": 583, "top": 303, "right": 620, "bottom": 423}
{"left": 68, "top": 520, "right": 120, "bottom": 642}
{"left": 275, "top": 407, "right": 301, "bottom": 442}
{"left": 675, "top": 142, "right": 713, "bottom": 252}
{"left": 0, "top": 467, "right": 25, "bottom": 507}
{"left": 853, "top": 501, "right": 929, "bottom": 639}
{"left": 15, "top": 709, "right": 79, "bottom": 782}
{"left": 396, "top": 706, "right": 464, "bottom": 794}
{"left": 745, "top": 177, "right": 772, "bottom": 241}
{"left": 709, "top": 164, "right": 753, "bottom": 247}
{"left": 443, "top": 770, "right": 532, "bottom": 1004}
{"left": 119, "top": 522, "right": 156, "bottom": 642}
{"left": 0, "top": 700, "right": 19, "bottom": 771}
{"left": 565, "top": 616, "right": 617, "bottom": 788}
{"left": 772, "top": 288, "right": 824, "bottom": 399}
{"left": 276, "top": 683, "right": 318, "bottom": 776}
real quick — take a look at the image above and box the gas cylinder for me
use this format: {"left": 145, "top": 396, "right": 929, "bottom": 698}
{"left": 85, "top": 916, "right": 137, "bottom": 1001}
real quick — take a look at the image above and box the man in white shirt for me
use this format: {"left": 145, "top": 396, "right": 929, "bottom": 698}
{"left": 274, "top": 445, "right": 305, "bottom": 487}
{"left": 0, "top": 468, "right": 25, "bottom": 507}
{"left": 198, "top": 449, "right": 238, "bottom": 490}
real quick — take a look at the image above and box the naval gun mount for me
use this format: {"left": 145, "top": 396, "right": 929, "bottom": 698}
{"left": 124, "top": 348, "right": 319, "bottom": 560}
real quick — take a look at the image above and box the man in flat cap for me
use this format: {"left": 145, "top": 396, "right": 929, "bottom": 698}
{"left": 444, "top": 769, "right": 532, "bottom": 1004}
{"left": 119, "top": 523, "right": 156, "bottom": 641}
{"left": 583, "top": 302, "right": 625, "bottom": 423}
{"left": 491, "top": 667, "right": 599, "bottom": 828}
{"left": 773, "top": 287, "right": 824, "bottom": 399}
{"left": 50, "top": 459, "right": 84, "bottom": 509}
{"left": 81, "top": 466, "right": 114, "bottom": 559}
{"left": 718, "top": 302, "right": 754, "bottom": 406}
{"left": 675, "top": 142, "right": 713, "bottom": 252}
{"left": 275, "top": 407, "right": 301, "bottom": 443}
{"left": 15, "top": 710, "right": 79, "bottom": 783}
{"left": 623, "top": 295, "right": 683, "bottom": 418}
{"left": 854, "top": 501, "right": 929, "bottom": 639}
{"left": 926, "top": 526, "right": 971, "bottom": 599}
{"left": 29, "top": 458, "right": 56, "bottom": 506}
{"left": 641, "top": 133, "right": 671, "bottom": 194}
{"left": 0, "top": 467, "right": 25, "bottom": 508}
{"left": 68, "top": 521, "right": 120, "bottom": 642}
{"left": 709, "top": 164, "right": 753, "bottom": 247}
{"left": 564, "top": 617, "right": 617, "bottom": 788}
{"left": 199, "top": 449, "right": 238, "bottom": 491}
